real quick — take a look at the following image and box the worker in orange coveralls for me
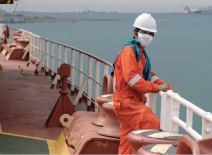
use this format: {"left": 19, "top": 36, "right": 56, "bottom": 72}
{"left": 111, "top": 13, "right": 174, "bottom": 154}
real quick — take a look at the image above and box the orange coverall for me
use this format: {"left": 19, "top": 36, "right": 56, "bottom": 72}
{"left": 113, "top": 46, "right": 174, "bottom": 154}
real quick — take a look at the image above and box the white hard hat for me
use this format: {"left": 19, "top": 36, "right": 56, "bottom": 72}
{"left": 133, "top": 13, "right": 157, "bottom": 33}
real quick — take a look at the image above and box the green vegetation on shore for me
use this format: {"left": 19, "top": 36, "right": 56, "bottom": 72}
{"left": 0, "top": 14, "right": 131, "bottom": 23}
{"left": 23, "top": 16, "right": 56, "bottom": 23}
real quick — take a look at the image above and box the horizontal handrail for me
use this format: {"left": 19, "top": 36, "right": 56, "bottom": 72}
{"left": 166, "top": 90, "right": 212, "bottom": 124}
{"left": 44, "top": 65, "right": 103, "bottom": 87}
{"left": 172, "top": 117, "right": 202, "bottom": 140}
{"left": 158, "top": 90, "right": 212, "bottom": 139}
{"left": 41, "top": 37, "right": 113, "bottom": 67}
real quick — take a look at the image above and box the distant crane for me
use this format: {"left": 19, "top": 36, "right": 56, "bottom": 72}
{"left": 12, "top": 0, "right": 19, "bottom": 15}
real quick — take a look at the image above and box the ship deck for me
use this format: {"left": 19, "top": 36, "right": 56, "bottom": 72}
{"left": 0, "top": 53, "right": 83, "bottom": 154}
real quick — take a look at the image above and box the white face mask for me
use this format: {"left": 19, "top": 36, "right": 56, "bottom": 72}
{"left": 137, "top": 33, "right": 153, "bottom": 47}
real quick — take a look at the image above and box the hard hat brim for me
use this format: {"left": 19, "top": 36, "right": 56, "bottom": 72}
{"left": 133, "top": 25, "right": 157, "bottom": 33}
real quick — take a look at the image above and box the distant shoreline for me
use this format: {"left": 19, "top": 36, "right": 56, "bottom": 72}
{"left": 0, "top": 17, "right": 135, "bottom": 23}
{"left": 1, "top": 12, "right": 211, "bottom": 24}
{"left": 2, "top": 18, "right": 205, "bottom": 24}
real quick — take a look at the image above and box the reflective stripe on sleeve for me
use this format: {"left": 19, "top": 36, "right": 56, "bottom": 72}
{"left": 151, "top": 76, "right": 159, "bottom": 82}
{"left": 128, "top": 74, "right": 142, "bottom": 87}
{"left": 113, "top": 77, "right": 116, "bottom": 92}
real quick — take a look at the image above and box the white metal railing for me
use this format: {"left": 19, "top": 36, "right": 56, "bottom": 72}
{"left": 5, "top": 26, "right": 212, "bottom": 140}
{"left": 39, "top": 39, "right": 112, "bottom": 112}
{"left": 10, "top": 26, "right": 113, "bottom": 112}
{"left": 146, "top": 90, "right": 212, "bottom": 140}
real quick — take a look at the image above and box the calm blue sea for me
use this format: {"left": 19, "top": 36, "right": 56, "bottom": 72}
{"left": 8, "top": 13, "right": 212, "bottom": 136}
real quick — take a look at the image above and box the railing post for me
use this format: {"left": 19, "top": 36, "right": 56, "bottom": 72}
{"left": 51, "top": 42, "right": 54, "bottom": 77}
{"left": 45, "top": 40, "right": 49, "bottom": 75}
{"left": 13, "top": 28, "right": 14, "bottom": 41}
{"left": 39, "top": 38, "right": 42, "bottom": 63}
{"left": 35, "top": 36, "right": 39, "bottom": 66}
{"left": 11, "top": 28, "right": 12, "bottom": 42}
{"left": 160, "top": 92, "right": 166, "bottom": 130}
{"left": 145, "top": 93, "right": 157, "bottom": 114}
{"left": 36, "top": 47, "right": 47, "bottom": 73}
{"left": 57, "top": 45, "right": 61, "bottom": 68}
{"left": 186, "top": 108, "right": 193, "bottom": 129}
{"left": 64, "top": 46, "right": 67, "bottom": 64}
{"left": 103, "top": 64, "right": 108, "bottom": 75}
{"left": 42, "top": 39, "right": 45, "bottom": 68}
{"left": 170, "top": 93, "right": 180, "bottom": 133}
{"left": 22, "top": 30, "right": 25, "bottom": 39}
{"left": 71, "top": 49, "right": 75, "bottom": 96}
{"left": 95, "top": 60, "right": 100, "bottom": 112}
{"left": 87, "top": 56, "right": 92, "bottom": 111}
{"left": 9, "top": 28, "right": 11, "bottom": 42}
{"left": 78, "top": 53, "right": 83, "bottom": 102}
{"left": 32, "top": 35, "right": 36, "bottom": 63}
{"left": 202, "top": 113, "right": 212, "bottom": 138}
{"left": 23, "top": 32, "right": 31, "bottom": 61}
{"left": 27, "top": 33, "right": 33, "bottom": 66}
{"left": 11, "top": 28, "right": 13, "bottom": 43}
{"left": 160, "top": 92, "right": 172, "bottom": 131}
{"left": 9, "top": 27, "right": 12, "bottom": 42}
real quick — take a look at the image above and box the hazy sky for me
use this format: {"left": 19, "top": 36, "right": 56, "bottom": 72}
{"left": 1, "top": 0, "right": 212, "bottom": 13}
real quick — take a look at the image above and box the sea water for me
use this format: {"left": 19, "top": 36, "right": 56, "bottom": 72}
{"left": 8, "top": 13, "right": 212, "bottom": 136}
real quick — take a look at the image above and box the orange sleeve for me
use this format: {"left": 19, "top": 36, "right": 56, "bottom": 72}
{"left": 151, "top": 71, "right": 174, "bottom": 92}
{"left": 120, "top": 47, "right": 159, "bottom": 93}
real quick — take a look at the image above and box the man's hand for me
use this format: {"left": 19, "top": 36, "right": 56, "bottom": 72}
{"left": 158, "top": 85, "right": 170, "bottom": 92}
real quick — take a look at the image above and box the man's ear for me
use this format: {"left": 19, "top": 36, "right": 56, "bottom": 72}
{"left": 134, "top": 31, "right": 138, "bottom": 38}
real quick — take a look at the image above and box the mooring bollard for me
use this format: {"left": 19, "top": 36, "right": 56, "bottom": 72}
{"left": 45, "top": 64, "right": 76, "bottom": 128}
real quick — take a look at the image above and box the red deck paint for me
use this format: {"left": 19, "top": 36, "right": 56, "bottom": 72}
{"left": 0, "top": 53, "right": 78, "bottom": 140}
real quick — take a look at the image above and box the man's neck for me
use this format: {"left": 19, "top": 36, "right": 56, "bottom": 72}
{"left": 137, "top": 44, "right": 144, "bottom": 53}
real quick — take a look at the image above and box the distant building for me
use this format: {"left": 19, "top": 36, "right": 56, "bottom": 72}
{"left": 0, "top": 7, "right": 8, "bottom": 14}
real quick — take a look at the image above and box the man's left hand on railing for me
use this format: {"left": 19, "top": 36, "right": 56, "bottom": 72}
{"left": 152, "top": 77, "right": 174, "bottom": 92}
{"left": 166, "top": 84, "right": 174, "bottom": 92}
{"left": 158, "top": 85, "right": 170, "bottom": 92}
